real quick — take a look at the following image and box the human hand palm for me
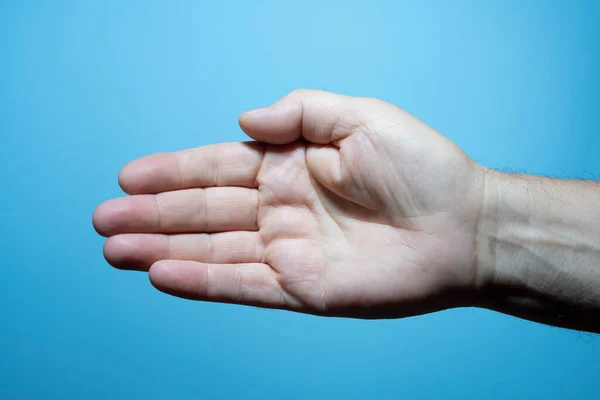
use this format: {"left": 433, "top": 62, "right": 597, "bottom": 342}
{"left": 93, "top": 90, "right": 486, "bottom": 318}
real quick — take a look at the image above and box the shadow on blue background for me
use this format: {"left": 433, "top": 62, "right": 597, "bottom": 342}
{"left": 1, "top": 1, "right": 599, "bottom": 399}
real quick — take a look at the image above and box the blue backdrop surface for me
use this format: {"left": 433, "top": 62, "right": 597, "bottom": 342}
{"left": 1, "top": 1, "right": 599, "bottom": 399}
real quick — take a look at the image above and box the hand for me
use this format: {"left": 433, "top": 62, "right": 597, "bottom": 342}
{"left": 93, "top": 90, "right": 488, "bottom": 318}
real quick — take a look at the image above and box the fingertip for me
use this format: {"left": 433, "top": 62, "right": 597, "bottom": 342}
{"left": 103, "top": 235, "right": 136, "bottom": 269}
{"left": 118, "top": 158, "right": 148, "bottom": 194}
{"left": 117, "top": 162, "right": 135, "bottom": 194}
{"left": 238, "top": 99, "right": 302, "bottom": 145}
{"left": 103, "top": 235, "right": 164, "bottom": 271}
{"left": 148, "top": 260, "right": 175, "bottom": 291}
{"left": 91, "top": 196, "right": 155, "bottom": 238}
{"left": 149, "top": 260, "right": 208, "bottom": 301}
{"left": 102, "top": 236, "right": 120, "bottom": 266}
{"left": 239, "top": 107, "right": 267, "bottom": 121}
{"left": 238, "top": 107, "right": 271, "bottom": 140}
{"left": 118, "top": 154, "right": 181, "bottom": 195}
{"left": 92, "top": 202, "right": 111, "bottom": 237}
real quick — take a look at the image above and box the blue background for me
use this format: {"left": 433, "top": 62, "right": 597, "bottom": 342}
{"left": 1, "top": 1, "right": 599, "bottom": 398}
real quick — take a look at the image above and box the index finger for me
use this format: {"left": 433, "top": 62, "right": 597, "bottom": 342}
{"left": 118, "top": 141, "right": 265, "bottom": 195}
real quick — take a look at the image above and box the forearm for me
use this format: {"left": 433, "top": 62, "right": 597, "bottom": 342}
{"left": 476, "top": 169, "right": 600, "bottom": 333}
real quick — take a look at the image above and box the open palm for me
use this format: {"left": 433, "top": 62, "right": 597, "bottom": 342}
{"left": 93, "top": 90, "right": 487, "bottom": 318}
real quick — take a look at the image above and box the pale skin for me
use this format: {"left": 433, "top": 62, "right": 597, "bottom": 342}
{"left": 92, "top": 90, "right": 600, "bottom": 333}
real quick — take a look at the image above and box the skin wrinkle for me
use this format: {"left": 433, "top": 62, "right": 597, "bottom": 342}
{"left": 487, "top": 235, "right": 600, "bottom": 330}
{"left": 200, "top": 189, "right": 208, "bottom": 233}
{"left": 277, "top": 277, "right": 304, "bottom": 309}
{"left": 297, "top": 91, "right": 310, "bottom": 140}
{"left": 253, "top": 140, "right": 268, "bottom": 312}
{"left": 258, "top": 141, "right": 325, "bottom": 311}
{"left": 233, "top": 265, "right": 243, "bottom": 303}
{"left": 213, "top": 144, "right": 220, "bottom": 187}
{"left": 346, "top": 131, "right": 389, "bottom": 212}
{"left": 174, "top": 151, "right": 184, "bottom": 190}
{"left": 206, "top": 233, "right": 214, "bottom": 264}
{"left": 313, "top": 178, "right": 380, "bottom": 228}
{"left": 260, "top": 156, "right": 315, "bottom": 210}
{"left": 309, "top": 145, "right": 391, "bottom": 226}
{"left": 330, "top": 116, "right": 349, "bottom": 147}
{"left": 251, "top": 142, "right": 266, "bottom": 188}
{"left": 254, "top": 232, "right": 265, "bottom": 264}
{"left": 309, "top": 165, "right": 448, "bottom": 233}
{"left": 305, "top": 155, "right": 350, "bottom": 244}
{"left": 272, "top": 253, "right": 321, "bottom": 310}
{"left": 315, "top": 104, "right": 339, "bottom": 143}
{"left": 166, "top": 234, "right": 172, "bottom": 260}
{"left": 155, "top": 193, "right": 164, "bottom": 231}
{"left": 251, "top": 190, "right": 260, "bottom": 231}
{"left": 305, "top": 152, "right": 338, "bottom": 312}
{"left": 382, "top": 141, "right": 418, "bottom": 219}
{"left": 474, "top": 167, "right": 491, "bottom": 291}
{"left": 337, "top": 141, "right": 374, "bottom": 209}
{"left": 205, "top": 263, "right": 214, "bottom": 300}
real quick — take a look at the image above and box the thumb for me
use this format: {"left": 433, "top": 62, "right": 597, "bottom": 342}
{"left": 238, "top": 89, "right": 361, "bottom": 145}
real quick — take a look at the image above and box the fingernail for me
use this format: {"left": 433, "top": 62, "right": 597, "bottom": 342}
{"left": 244, "top": 107, "right": 267, "bottom": 116}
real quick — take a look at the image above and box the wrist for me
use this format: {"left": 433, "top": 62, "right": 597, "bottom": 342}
{"left": 474, "top": 169, "right": 600, "bottom": 330}
{"left": 474, "top": 169, "right": 537, "bottom": 307}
